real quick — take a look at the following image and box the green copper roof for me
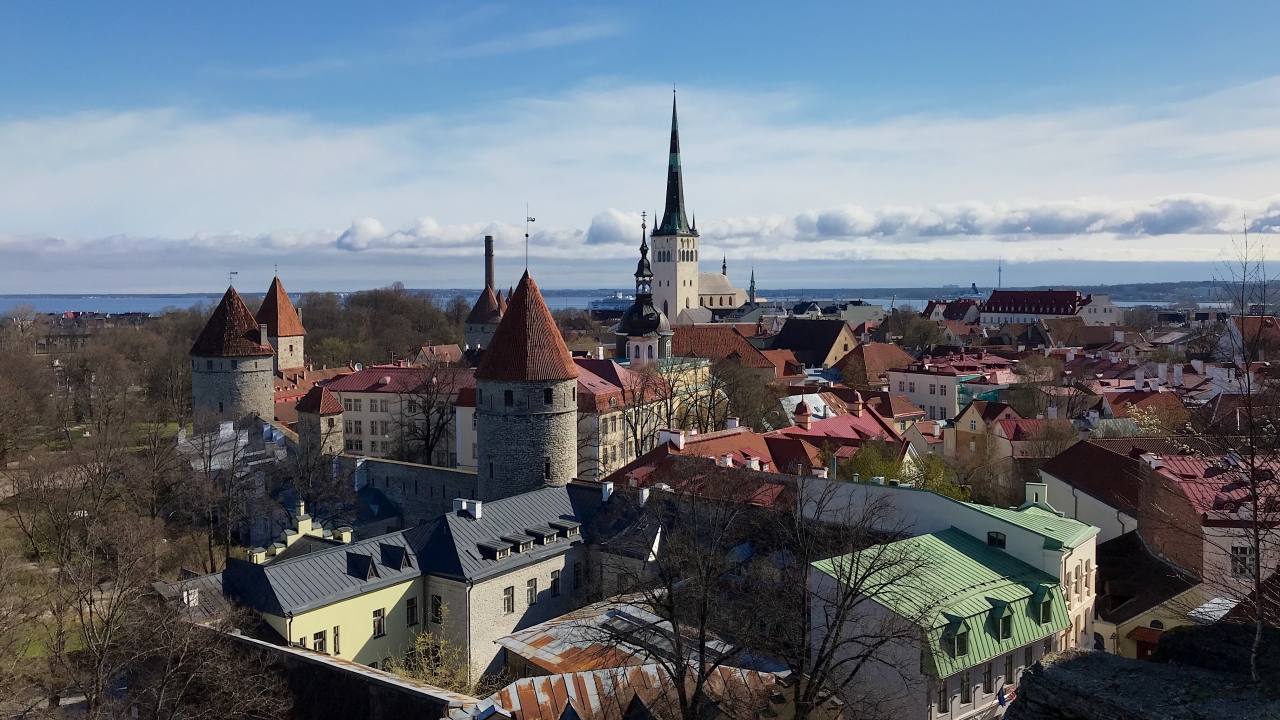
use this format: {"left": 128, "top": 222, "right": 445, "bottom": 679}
{"left": 813, "top": 527, "right": 1069, "bottom": 678}
{"left": 963, "top": 504, "right": 1097, "bottom": 551}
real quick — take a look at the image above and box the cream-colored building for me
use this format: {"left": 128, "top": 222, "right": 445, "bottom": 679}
{"left": 220, "top": 483, "right": 613, "bottom": 681}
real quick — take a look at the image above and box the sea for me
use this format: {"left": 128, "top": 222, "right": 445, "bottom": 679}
{"left": 0, "top": 292, "right": 1176, "bottom": 316}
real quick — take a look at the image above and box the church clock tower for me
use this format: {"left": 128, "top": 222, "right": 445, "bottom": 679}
{"left": 650, "top": 93, "right": 699, "bottom": 321}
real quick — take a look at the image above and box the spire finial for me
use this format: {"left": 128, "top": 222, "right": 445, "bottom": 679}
{"left": 525, "top": 205, "right": 536, "bottom": 271}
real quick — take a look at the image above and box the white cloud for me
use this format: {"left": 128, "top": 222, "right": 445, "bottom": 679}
{"left": 3, "top": 79, "right": 1280, "bottom": 290}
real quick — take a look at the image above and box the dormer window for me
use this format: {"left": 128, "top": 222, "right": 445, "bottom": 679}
{"left": 952, "top": 629, "right": 969, "bottom": 657}
{"left": 998, "top": 615, "right": 1012, "bottom": 640}
{"left": 1039, "top": 599, "right": 1052, "bottom": 624}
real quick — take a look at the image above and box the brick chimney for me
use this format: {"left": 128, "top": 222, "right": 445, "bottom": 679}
{"left": 484, "top": 235, "right": 495, "bottom": 291}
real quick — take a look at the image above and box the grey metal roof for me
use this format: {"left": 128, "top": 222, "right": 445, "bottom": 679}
{"left": 223, "top": 530, "right": 422, "bottom": 616}
{"left": 407, "top": 483, "right": 609, "bottom": 583}
{"left": 223, "top": 483, "right": 613, "bottom": 615}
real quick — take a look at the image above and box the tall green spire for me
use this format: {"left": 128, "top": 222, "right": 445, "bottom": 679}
{"left": 749, "top": 268, "right": 757, "bottom": 303}
{"left": 654, "top": 92, "right": 696, "bottom": 237}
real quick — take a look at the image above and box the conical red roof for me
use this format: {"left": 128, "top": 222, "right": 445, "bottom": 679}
{"left": 496, "top": 289, "right": 508, "bottom": 314}
{"left": 475, "top": 271, "right": 579, "bottom": 382}
{"left": 190, "top": 287, "right": 275, "bottom": 358}
{"left": 295, "top": 384, "right": 343, "bottom": 415}
{"left": 466, "top": 286, "right": 503, "bottom": 325}
{"left": 256, "top": 276, "right": 306, "bottom": 337}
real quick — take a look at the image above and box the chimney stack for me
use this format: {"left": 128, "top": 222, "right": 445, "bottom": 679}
{"left": 260, "top": 323, "right": 269, "bottom": 346}
{"left": 1174, "top": 364, "right": 1184, "bottom": 386}
{"left": 484, "top": 235, "right": 495, "bottom": 291}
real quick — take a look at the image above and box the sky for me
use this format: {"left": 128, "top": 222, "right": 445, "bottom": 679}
{"left": 2, "top": 1, "right": 1279, "bottom": 293}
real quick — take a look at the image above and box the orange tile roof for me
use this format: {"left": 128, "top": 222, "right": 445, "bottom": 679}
{"left": 465, "top": 285, "right": 503, "bottom": 325}
{"left": 190, "top": 286, "right": 275, "bottom": 358}
{"left": 833, "top": 342, "right": 915, "bottom": 386}
{"left": 761, "top": 349, "right": 805, "bottom": 379}
{"left": 255, "top": 276, "right": 306, "bottom": 338}
{"left": 672, "top": 325, "right": 774, "bottom": 369}
{"left": 475, "top": 272, "right": 579, "bottom": 382}
{"left": 295, "top": 385, "right": 343, "bottom": 415}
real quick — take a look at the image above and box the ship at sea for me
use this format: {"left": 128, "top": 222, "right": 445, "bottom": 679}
{"left": 588, "top": 291, "right": 636, "bottom": 320}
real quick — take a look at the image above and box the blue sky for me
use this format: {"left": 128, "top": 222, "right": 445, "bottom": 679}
{"left": 2, "top": 2, "right": 1279, "bottom": 292}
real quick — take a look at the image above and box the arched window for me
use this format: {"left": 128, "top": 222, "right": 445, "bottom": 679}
{"left": 647, "top": 345, "right": 654, "bottom": 359}
{"left": 1150, "top": 619, "right": 1164, "bottom": 630}
{"left": 634, "top": 345, "right": 641, "bottom": 358}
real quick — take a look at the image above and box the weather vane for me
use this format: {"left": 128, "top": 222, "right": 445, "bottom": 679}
{"left": 525, "top": 204, "right": 536, "bottom": 270}
{"left": 229, "top": 270, "right": 238, "bottom": 287}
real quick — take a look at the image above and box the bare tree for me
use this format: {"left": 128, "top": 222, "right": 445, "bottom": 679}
{"left": 389, "top": 363, "right": 469, "bottom": 466}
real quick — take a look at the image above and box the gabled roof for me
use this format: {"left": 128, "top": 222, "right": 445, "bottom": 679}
{"left": 190, "top": 286, "right": 276, "bottom": 358}
{"left": 833, "top": 342, "right": 915, "bottom": 387}
{"left": 1104, "top": 390, "right": 1188, "bottom": 420}
{"left": 295, "top": 385, "right": 343, "bottom": 415}
{"left": 813, "top": 527, "right": 1069, "bottom": 679}
{"left": 476, "top": 272, "right": 579, "bottom": 383}
{"left": 984, "top": 289, "right": 1087, "bottom": 315}
{"left": 256, "top": 276, "right": 306, "bottom": 338}
{"left": 964, "top": 504, "right": 1097, "bottom": 551}
{"left": 466, "top": 286, "right": 503, "bottom": 325}
{"left": 959, "top": 400, "right": 1021, "bottom": 424}
{"left": 325, "top": 365, "right": 475, "bottom": 396}
{"left": 1038, "top": 439, "right": 1148, "bottom": 515}
{"left": 671, "top": 326, "right": 773, "bottom": 369}
{"left": 760, "top": 349, "right": 805, "bottom": 379}
{"left": 1095, "top": 531, "right": 1199, "bottom": 625}
{"left": 769, "top": 318, "right": 853, "bottom": 366}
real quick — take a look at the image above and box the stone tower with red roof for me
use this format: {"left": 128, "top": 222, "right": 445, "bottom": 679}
{"left": 475, "top": 271, "right": 580, "bottom": 500}
{"left": 255, "top": 276, "right": 306, "bottom": 371}
{"left": 465, "top": 235, "right": 504, "bottom": 350}
{"left": 295, "top": 384, "right": 344, "bottom": 456}
{"left": 189, "top": 286, "right": 276, "bottom": 428}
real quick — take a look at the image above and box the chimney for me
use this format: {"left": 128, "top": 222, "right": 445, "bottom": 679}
{"left": 1133, "top": 368, "right": 1144, "bottom": 389}
{"left": 719, "top": 453, "right": 733, "bottom": 467}
{"left": 1190, "top": 359, "right": 1204, "bottom": 374}
{"left": 1047, "top": 406, "right": 1057, "bottom": 419}
{"left": 1114, "top": 330, "right": 1125, "bottom": 344}
{"left": 1156, "top": 362, "right": 1167, "bottom": 385}
{"left": 260, "top": 323, "right": 269, "bottom": 346}
{"left": 1066, "top": 350, "right": 1075, "bottom": 363}
{"left": 595, "top": 346, "right": 605, "bottom": 360}
{"left": 726, "top": 417, "right": 740, "bottom": 429}
{"left": 484, "top": 235, "right": 495, "bottom": 290}
{"left": 1140, "top": 452, "right": 1164, "bottom": 469}
{"left": 602, "top": 481, "right": 614, "bottom": 503}
{"left": 811, "top": 466, "right": 828, "bottom": 479}
{"left": 1174, "top": 364, "right": 1184, "bottom": 386}
{"left": 659, "top": 429, "right": 686, "bottom": 450}
{"left": 335, "top": 526, "right": 353, "bottom": 544}
{"left": 850, "top": 392, "right": 864, "bottom": 417}
{"left": 869, "top": 476, "right": 885, "bottom": 485}
{"left": 1025, "top": 482, "right": 1049, "bottom": 507}
{"left": 746, "top": 457, "right": 760, "bottom": 471}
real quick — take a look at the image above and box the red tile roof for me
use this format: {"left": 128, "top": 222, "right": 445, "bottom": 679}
{"left": 996, "top": 417, "right": 1073, "bottom": 441}
{"left": 984, "top": 289, "right": 1088, "bottom": 315}
{"left": 761, "top": 349, "right": 805, "bottom": 379}
{"left": 833, "top": 342, "right": 915, "bottom": 387}
{"left": 1105, "top": 390, "right": 1188, "bottom": 420}
{"left": 325, "top": 365, "right": 475, "bottom": 395}
{"left": 475, "top": 272, "right": 579, "bottom": 382}
{"left": 960, "top": 400, "right": 1021, "bottom": 424}
{"left": 190, "top": 286, "right": 275, "bottom": 358}
{"left": 671, "top": 325, "right": 774, "bottom": 369}
{"left": 1038, "top": 438, "right": 1186, "bottom": 515}
{"left": 295, "top": 385, "right": 343, "bottom": 415}
{"left": 255, "top": 276, "right": 306, "bottom": 338}
{"left": 768, "top": 405, "right": 905, "bottom": 445}
{"left": 465, "top": 286, "right": 503, "bottom": 325}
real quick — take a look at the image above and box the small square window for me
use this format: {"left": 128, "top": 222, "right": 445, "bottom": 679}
{"left": 987, "top": 532, "right": 1006, "bottom": 549}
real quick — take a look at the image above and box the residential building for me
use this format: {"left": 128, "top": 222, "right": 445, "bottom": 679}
{"left": 574, "top": 357, "right": 671, "bottom": 481}
{"left": 1093, "top": 531, "right": 1203, "bottom": 659}
{"left": 671, "top": 325, "right": 777, "bottom": 379}
{"left": 411, "top": 344, "right": 464, "bottom": 365}
{"left": 768, "top": 318, "right": 860, "bottom": 369}
{"left": 1217, "top": 314, "right": 1280, "bottom": 363}
{"left": 886, "top": 354, "right": 1015, "bottom": 422}
{"left": 980, "top": 290, "right": 1119, "bottom": 326}
{"left": 832, "top": 342, "right": 916, "bottom": 390}
{"left": 950, "top": 401, "right": 1021, "bottom": 462}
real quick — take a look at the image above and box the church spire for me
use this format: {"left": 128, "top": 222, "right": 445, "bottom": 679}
{"left": 749, "top": 268, "right": 757, "bottom": 304}
{"left": 635, "top": 213, "right": 653, "bottom": 296}
{"left": 654, "top": 92, "right": 696, "bottom": 237}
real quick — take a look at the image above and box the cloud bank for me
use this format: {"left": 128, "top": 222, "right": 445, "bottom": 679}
{"left": 3, "top": 79, "right": 1280, "bottom": 290}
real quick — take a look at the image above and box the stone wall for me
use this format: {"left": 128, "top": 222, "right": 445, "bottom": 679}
{"left": 191, "top": 355, "right": 276, "bottom": 429}
{"left": 351, "top": 457, "right": 480, "bottom": 527}
{"left": 476, "top": 378, "right": 577, "bottom": 501}
{"left": 270, "top": 333, "right": 305, "bottom": 371}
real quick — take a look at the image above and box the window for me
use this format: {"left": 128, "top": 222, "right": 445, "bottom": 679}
{"left": 909, "top": 381, "right": 916, "bottom": 393}
{"left": 970, "top": 420, "right": 977, "bottom": 431}
{"left": 344, "top": 398, "right": 353, "bottom": 412}
{"left": 574, "top": 562, "right": 583, "bottom": 589}
{"left": 1073, "top": 570, "right": 1081, "bottom": 599}
{"left": 544, "top": 459, "right": 551, "bottom": 480}
{"left": 1043, "top": 638, "right": 1053, "bottom": 655}
{"left": 1084, "top": 560, "right": 1092, "bottom": 593}
{"left": 372, "top": 608, "right": 386, "bottom": 638}
{"left": 983, "top": 662, "right": 993, "bottom": 693}
{"left": 477, "top": 388, "right": 483, "bottom": 404}
{"left": 297, "top": 636, "right": 307, "bottom": 649}
{"left": 313, "top": 630, "right": 327, "bottom": 654}
{"left": 354, "top": 420, "right": 363, "bottom": 435}
{"left": 1004, "top": 654, "right": 1013, "bottom": 683}
{"left": 527, "top": 578, "right": 538, "bottom": 605}
{"left": 504, "top": 390, "right": 514, "bottom": 406}
{"left": 503, "top": 586, "right": 515, "bottom": 614}
{"left": 472, "top": 443, "right": 478, "bottom": 459}
{"left": 1231, "top": 545, "right": 1253, "bottom": 575}
{"left": 353, "top": 399, "right": 362, "bottom": 412}
{"left": 431, "top": 595, "right": 443, "bottom": 624}
{"left": 998, "top": 615, "right": 1012, "bottom": 640}
{"left": 898, "top": 381, "right": 905, "bottom": 392}
{"left": 953, "top": 629, "right": 969, "bottom": 657}
{"left": 544, "top": 388, "right": 553, "bottom": 404}
{"left": 987, "top": 531, "right": 1006, "bottom": 549}
{"left": 1040, "top": 599, "right": 1053, "bottom": 623}
{"left": 937, "top": 679, "right": 949, "bottom": 713}
{"left": 344, "top": 420, "right": 353, "bottom": 433}
{"left": 407, "top": 597, "right": 419, "bottom": 626}
{"left": 929, "top": 384, "right": 936, "bottom": 395}
{"left": 1150, "top": 619, "right": 1164, "bottom": 630}
{"left": 551, "top": 569, "right": 561, "bottom": 596}
{"left": 333, "top": 626, "right": 341, "bottom": 655}
{"left": 960, "top": 670, "right": 972, "bottom": 704}
{"left": 940, "top": 384, "right": 948, "bottom": 396}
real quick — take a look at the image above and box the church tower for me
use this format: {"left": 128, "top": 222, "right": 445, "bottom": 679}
{"left": 256, "top": 276, "right": 306, "bottom": 371}
{"left": 650, "top": 93, "right": 699, "bottom": 321}
{"left": 475, "top": 271, "right": 580, "bottom": 501}
{"left": 616, "top": 215, "right": 672, "bottom": 364}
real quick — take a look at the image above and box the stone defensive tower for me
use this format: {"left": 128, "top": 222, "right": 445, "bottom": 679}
{"left": 465, "top": 235, "right": 503, "bottom": 350}
{"left": 295, "top": 384, "right": 344, "bottom": 457}
{"left": 651, "top": 93, "right": 700, "bottom": 321}
{"left": 475, "top": 271, "right": 580, "bottom": 501}
{"left": 256, "top": 276, "right": 306, "bottom": 371}
{"left": 190, "top": 286, "right": 277, "bottom": 429}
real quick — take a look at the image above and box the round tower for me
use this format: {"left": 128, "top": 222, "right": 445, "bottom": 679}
{"left": 475, "top": 271, "right": 580, "bottom": 501}
{"left": 256, "top": 276, "right": 306, "bottom": 371}
{"left": 465, "top": 235, "right": 504, "bottom": 350}
{"left": 190, "top": 286, "right": 277, "bottom": 430}
{"left": 616, "top": 214, "right": 673, "bottom": 365}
